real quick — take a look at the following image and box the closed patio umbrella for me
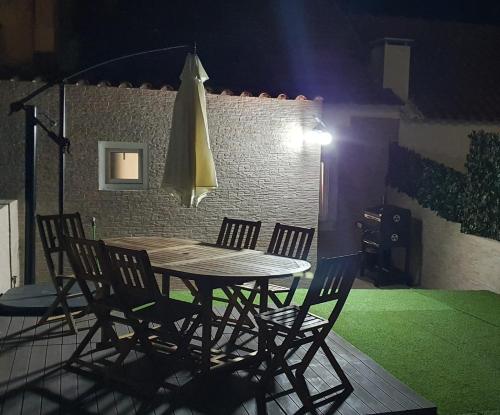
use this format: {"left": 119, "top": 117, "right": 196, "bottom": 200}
{"left": 162, "top": 53, "right": 218, "bottom": 207}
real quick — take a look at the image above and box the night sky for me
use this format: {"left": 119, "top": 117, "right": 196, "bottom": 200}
{"left": 338, "top": 0, "right": 500, "bottom": 24}
{"left": 65, "top": 0, "right": 500, "bottom": 93}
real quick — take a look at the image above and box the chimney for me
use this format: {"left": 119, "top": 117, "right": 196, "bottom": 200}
{"left": 370, "top": 38, "right": 413, "bottom": 102}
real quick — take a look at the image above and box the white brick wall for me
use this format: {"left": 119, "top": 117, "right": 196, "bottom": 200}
{"left": 0, "top": 81, "right": 321, "bottom": 283}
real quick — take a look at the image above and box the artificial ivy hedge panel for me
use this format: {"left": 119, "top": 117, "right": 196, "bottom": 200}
{"left": 387, "top": 143, "right": 465, "bottom": 223}
{"left": 461, "top": 131, "right": 500, "bottom": 239}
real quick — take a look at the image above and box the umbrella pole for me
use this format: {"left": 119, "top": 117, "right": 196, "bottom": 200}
{"left": 24, "top": 105, "right": 37, "bottom": 284}
{"left": 10, "top": 44, "right": 190, "bottom": 283}
{"left": 57, "top": 82, "right": 66, "bottom": 276}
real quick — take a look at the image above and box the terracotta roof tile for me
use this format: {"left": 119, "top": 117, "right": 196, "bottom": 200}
{"left": 2, "top": 77, "right": 316, "bottom": 101}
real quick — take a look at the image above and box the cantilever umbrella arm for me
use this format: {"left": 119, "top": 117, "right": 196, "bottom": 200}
{"left": 9, "top": 80, "right": 69, "bottom": 284}
{"left": 8, "top": 44, "right": 190, "bottom": 284}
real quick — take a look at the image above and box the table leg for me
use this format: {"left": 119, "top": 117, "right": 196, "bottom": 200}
{"left": 258, "top": 279, "right": 269, "bottom": 357}
{"left": 259, "top": 279, "right": 269, "bottom": 313}
{"left": 161, "top": 272, "right": 170, "bottom": 296}
{"left": 198, "top": 282, "right": 213, "bottom": 374}
{"left": 98, "top": 284, "right": 111, "bottom": 344}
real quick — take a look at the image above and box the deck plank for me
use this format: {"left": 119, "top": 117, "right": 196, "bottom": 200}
{"left": 40, "top": 343, "right": 62, "bottom": 414}
{"left": 21, "top": 318, "right": 47, "bottom": 415}
{"left": 326, "top": 335, "right": 435, "bottom": 410}
{"left": 0, "top": 312, "right": 436, "bottom": 415}
{"left": 0, "top": 316, "right": 24, "bottom": 412}
{"left": 75, "top": 319, "right": 100, "bottom": 414}
{"left": 20, "top": 345, "right": 46, "bottom": 415}
{"left": 0, "top": 316, "right": 11, "bottom": 345}
{"left": 1, "top": 317, "right": 35, "bottom": 415}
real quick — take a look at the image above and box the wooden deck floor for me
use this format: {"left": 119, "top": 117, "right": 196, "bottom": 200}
{"left": 0, "top": 313, "right": 436, "bottom": 415}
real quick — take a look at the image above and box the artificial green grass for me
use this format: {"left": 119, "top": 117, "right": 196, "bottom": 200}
{"left": 171, "top": 288, "right": 500, "bottom": 415}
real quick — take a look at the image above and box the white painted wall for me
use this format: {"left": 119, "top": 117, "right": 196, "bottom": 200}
{"left": 399, "top": 119, "right": 500, "bottom": 172}
{"left": 390, "top": 118, "right": 500, "bottom": 292}
{"left": 0, "top": 200, "right": 19, "bottom": 292}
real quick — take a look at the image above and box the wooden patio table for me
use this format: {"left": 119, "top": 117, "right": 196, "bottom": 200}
{"left": 105, "top": 236, "right": 311, "bottom": 374}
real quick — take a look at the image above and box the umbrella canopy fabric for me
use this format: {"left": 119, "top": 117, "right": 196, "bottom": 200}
{"left": 162, "top": 53, "right": 217, "bottom": 207}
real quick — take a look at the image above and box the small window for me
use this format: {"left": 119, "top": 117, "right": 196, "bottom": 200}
{"left": 98, "top": 141, "right": 148, "bottom": 190}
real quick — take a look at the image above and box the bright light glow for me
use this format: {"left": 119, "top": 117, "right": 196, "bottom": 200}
{"left": 286, "top": 123, "right": 305, "bottom": 150}
{"left": 287, "top": 120, "right": 334, "bottom": 149}
{"left": 304, "top": 129, "right": 333, "bottom": 145}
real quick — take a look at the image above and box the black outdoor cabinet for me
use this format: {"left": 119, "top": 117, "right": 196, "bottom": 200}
{"left": 357, "top": 204, "right": 412, "bottom": 286}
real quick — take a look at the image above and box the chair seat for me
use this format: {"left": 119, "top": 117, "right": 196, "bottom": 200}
{"left": 95, "top": 293, "right": 122, "bottom": 310}
{"left": 131, "top": 298, "right": 201, "bottom": 323}
{"left": 256, "top": 305, "right": 328, "bottom": 332}
{"left": 236, "top": 281, "right": 291, "bottom": 293}
{"left": 56, "top": 273, "right": 77, "bottom": 280}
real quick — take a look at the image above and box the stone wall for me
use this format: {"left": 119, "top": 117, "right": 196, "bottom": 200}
{"left": 0, "top": 81, "right": 321, "bottom": 283}
{"left": 389, "top": 118, "right": 500, "bottom": 292}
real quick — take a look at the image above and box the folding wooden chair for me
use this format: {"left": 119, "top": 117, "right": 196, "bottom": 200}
{"left": 178, "top": 217, "right": 262, "bottom": 341}
{"left": 104, "top": 244, "right": 202, "bottom": 357}
{"left": 64, "top": 236, "right": 139, "bottom": 368}
{"left": 216, "top": 217, "right": 262, "bottom": 250}
{"left": 37, "top": 213, "right": 87, "bottom": 333}
{"left": 180, "top": 217, "right": 262, "bottom": 297}
{"left": 255, "top": 253, "right": 360, "bottom": 413}
{"left": 210, "top": 217, "right": 262, "bottom": 339}
{"left": 227, "top": 223, "right": 315, "bottom": 344}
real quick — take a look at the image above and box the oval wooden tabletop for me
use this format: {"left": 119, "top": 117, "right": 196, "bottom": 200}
{"left": 105, "top": 236, "right": 311, "bottom": 281}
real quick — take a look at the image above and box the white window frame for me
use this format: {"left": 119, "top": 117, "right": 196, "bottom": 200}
{"left": 98, "top": 141, "right": 148, "bottom": 191}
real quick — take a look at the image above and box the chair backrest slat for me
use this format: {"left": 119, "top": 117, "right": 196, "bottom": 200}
{"left": 64, "top": 236, "right": 109, "bottom": 304}
{"left": 45, "top": 220, "right": 56, "bottom": 250}
{"left": 303, "top": 253, "right": 360, "bottom": 309}
{"left": 288, "top": 231, "right": 300, "bottom": 256}
{"left": 37, "top": 213, "right": 86, "bottom": 278}
{"left": 216, "top": 217, "right": 262, "bottom": 250}
{"left": 105, "top": 245, "right": 162, "bottom": 309}
{"left": 79, "top": 243, "right": 95, "bottom": 276}
{"left": 286, "top": 253, "right": 360, "bottom": 337}
{"left": 237, "top": 224, "right": 247, "bottom": 247}
{"left": 230, "top": 223, "right": 240, "bottom": 247}
{"left": 267, "top": 223, "right": 315, "bottom": 260}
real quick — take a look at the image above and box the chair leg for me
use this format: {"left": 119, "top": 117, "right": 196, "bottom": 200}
{"left": 269, "top": 291, "right": 284, "bottom": 308}
{"left": 227, "top": 287, "right": 255, "bottom": 327}
{"left": 68, "top": 319, "right": 101, "bottom": 363}
{"left": 179, "top": 296, "right": 201, "bottom": 333}
{"left": 227, "top": 290, "right": 259, "bottom": 346}
{"left": 319, "top": 340, "right": 352, "bottom": 393}
{"left": 282, "top": 276, "right": 300, "bottom": 307}
{"left": 112, "top": 333, "right": 138, "bottom": 368}
{"left": 178, "top": 313, "right": 202, "bottom": 355}
{"left": 131, "top": 321, "right": 159, "bottom": 361}
{"left": 282, "top": 360, "right": 316, "bottom": 414}
{"left": 295, "top": 331, "right": 326, "bottom": 378}
{"left": 258, "top": 329, "right": 295, "bottom": 390}
{"left": 39, "top": 279, "right": 78, "bottom": 333}
{"left": 211, "top": 286, "right": 248, "bottom": 345}
{"left": 259, "top": 346, "right": 286, "bottom": 391}
{"left": 211, "top": 287, "right": 236, "bottom": 345}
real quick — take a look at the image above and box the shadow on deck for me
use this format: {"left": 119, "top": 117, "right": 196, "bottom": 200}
{"left": 0, "top": 313, "right": 436, "bottom": 415}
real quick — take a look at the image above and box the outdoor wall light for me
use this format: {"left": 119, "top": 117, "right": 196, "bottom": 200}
{"left": 305, "top": 117, "right": 333, "bottom": 145}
